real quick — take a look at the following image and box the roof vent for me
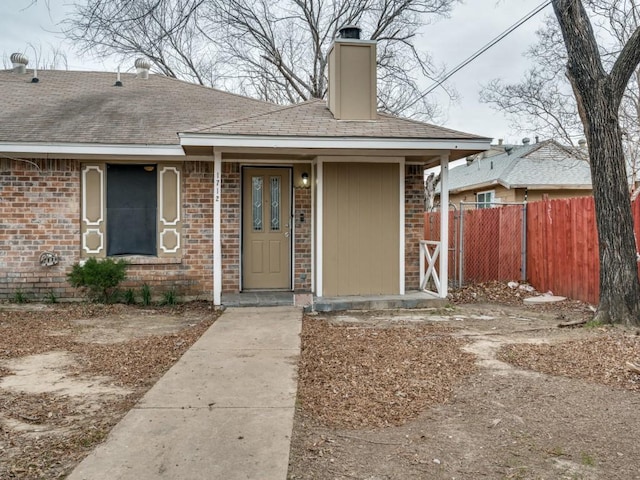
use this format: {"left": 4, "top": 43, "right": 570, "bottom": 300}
{"left": 114, "top": 66, "right": 123, "bottom": 87}
{"left": 338, "top": 25, "right": 361, "bottom": 39}
{"left": 522, "top": 137, "right": 530, "bottom": 145}
{"left": 135, "top": 58, "right": 151, "bottom": 79}
{"left": 31, "top": 66, "right": 39, "bottom": 83}
{"left": 578, "top": 138, "right": 587, "bottom": 149}
{"left": 10, "top": 53, "right": 28, "bottom": 74}
{"left": 505, "top": 145, "right": 514, "bottom": 155}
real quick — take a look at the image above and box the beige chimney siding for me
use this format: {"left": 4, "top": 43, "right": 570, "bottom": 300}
{"left": 328, "top": 39, "right": 377, "bottom": 120}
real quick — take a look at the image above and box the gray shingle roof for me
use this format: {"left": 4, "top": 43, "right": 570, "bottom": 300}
{"left": 0, "top": 69, "right": 277, "bottom": 145}
{"left": 445, "top": 140, "right": 592, "bottom": 192}
{"left": 190, "top": 98, "right": 486, "bottom": 140}
{"left": 0, "top": 69, "right": 489, "bottom": 147}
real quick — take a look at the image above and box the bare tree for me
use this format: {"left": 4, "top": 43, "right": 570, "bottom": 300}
{"left": 65, "top": 0, "right": 459, "bottom": 119}
{"left": 481, "top": 2, "right": 640, "bottom": 191}
{"left": 549, "top": 0, "right": 640, "bottom": 326}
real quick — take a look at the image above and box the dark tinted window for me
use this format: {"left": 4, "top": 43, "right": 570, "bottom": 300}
{"left": 106, "top": 164, "right": 157, "bottom": 256}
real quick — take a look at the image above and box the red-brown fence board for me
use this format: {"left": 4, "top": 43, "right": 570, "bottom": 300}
{"left": 424, "top": 197, "right": 640, "bottom": 306}
{"left": 527, "top": 197, "right": 602, "bottom": 305}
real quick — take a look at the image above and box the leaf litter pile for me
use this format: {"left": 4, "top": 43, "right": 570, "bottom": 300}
{"left": 297, "top": 318, "right": 477, "bottom": 428}
{"left": 0, "top": 303, "right": 217, "bottom": 479}
{"left": 499, "top": 332, "right": 640, "bottom": 391}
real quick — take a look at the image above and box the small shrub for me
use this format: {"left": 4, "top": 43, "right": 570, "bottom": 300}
{"left": 13, "top": 290, "right": 28, "bottom": 304}
{"left": 584, "top": 319, "right": 604, "bottom": 329}
{"left": 45, "top": 290, "right": 58, "bottom": 304}
{"left": 123, "top": 288, "right": 136, "bottom": 305}
{"left": 161, "top": 289, "right": 178, "bottom": 306}
{"left": 67, "top": 258, "right": 128, "bottom": 302}
{"left": 140, "top": 283, "right": 152, "bottom": 306}
{"left": 581, "top": 452, "right": 596, "bottom": 466}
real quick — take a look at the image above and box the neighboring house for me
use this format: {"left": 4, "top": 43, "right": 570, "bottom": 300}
{"left": 0, "top": 29, "right": 490, "bottom": 305}
{"left": 436, "top": 139, "right": 592, "bottom": 208}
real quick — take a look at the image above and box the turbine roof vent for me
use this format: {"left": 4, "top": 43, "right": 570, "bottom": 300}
{"left": 10, "top": 52, "right": 29, "bottom": 74}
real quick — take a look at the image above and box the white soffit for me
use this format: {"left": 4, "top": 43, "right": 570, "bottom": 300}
{"left": 0, "top": 142, "right": 185, "bottom": 158}
{"left": 178, "top": 133, "right": 491, "bottom": 152}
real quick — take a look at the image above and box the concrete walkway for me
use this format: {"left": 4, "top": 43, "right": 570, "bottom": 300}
{"left": 68, "top": 306, "right": 302, "bottom": 480}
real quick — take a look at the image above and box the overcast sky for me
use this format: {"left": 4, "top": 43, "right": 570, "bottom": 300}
{"left": 0, "top": 0, "right": 552, "bottom": 144}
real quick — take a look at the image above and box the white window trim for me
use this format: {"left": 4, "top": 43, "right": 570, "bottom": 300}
{"left": 476, "top": 189, "right": 495, "bottom": 209}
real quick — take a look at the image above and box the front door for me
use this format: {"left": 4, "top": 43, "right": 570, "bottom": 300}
{"left": 242, "top": 167, "right": 292, "bottom": 290}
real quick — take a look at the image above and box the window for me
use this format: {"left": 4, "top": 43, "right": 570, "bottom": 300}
{"left": 106, "top": 164, "right": 157, "bottom": 255}
{"left": 476, "top": 190, "right": 495, "bottom": 209}
{"left": 81, "top": 163, "right": 182, "bottom": 258}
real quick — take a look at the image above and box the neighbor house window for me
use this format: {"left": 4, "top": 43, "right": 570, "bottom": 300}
{"left": 81, "top": 163, "right": 182, "bottom": 258}
{"left": 476, "top": 190, "right": 495, "bottom": 209}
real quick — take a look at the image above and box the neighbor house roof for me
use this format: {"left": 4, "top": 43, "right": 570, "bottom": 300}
{"left": 442, "top": 140, "right": 592, "bottom": 194}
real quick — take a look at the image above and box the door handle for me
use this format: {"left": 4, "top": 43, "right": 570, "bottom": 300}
{"left": 284, "top": 232, "right": 290, "bottom": 238}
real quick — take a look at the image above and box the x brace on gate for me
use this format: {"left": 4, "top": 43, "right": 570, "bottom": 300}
{"left": 419, "top": 240, "right": 441, "bottom": 296}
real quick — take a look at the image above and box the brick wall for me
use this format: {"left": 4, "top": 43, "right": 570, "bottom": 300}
{"left": 293, "top": 186, "right": 312, "bottom": 291}
{"left": 0, "top": 159, "right": 80, "bottom": 300}
{"left": 221, "top": 162, "right": 241, "bottom": 292}
{"left": 0, "top": 159, "right": 216, "bottom": 301}
{"left": 404, "top": 164, "right": 425, "bottom": 290}
{"left": 121, "top": 162, "right": 215, "bottom": 299}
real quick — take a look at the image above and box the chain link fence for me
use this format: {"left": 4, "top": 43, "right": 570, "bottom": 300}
{"left": 425, "top": 202, "right": 526, "bottom": 288}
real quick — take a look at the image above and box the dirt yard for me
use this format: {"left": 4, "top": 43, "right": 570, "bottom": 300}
{"left": 0, "top": 302, "right": 217, "bottom": 479}
{"left": 287, "top": 288, "right": 640, "bottom": 480}
{"left": 1, "top": 284, "right": 640, "bottom": 480}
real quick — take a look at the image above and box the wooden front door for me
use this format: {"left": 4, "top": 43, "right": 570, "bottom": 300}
{"left": 242, "top": 167, "right": 292, "bottom": 290}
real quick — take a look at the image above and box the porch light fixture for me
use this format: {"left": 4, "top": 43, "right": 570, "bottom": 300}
{"left": 301, "top": 172, "right": 309, "bottom": 187}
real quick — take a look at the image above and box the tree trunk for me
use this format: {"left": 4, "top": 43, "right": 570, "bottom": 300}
{"left": 553, "top": 0, "right": 640, "bottom": 326}
{"left": 585, "top": 99, "right": 640, "bottom": 325}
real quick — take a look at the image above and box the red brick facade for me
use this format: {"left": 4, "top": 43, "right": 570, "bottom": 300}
{"left": 404, "top": 164, "right": 425, "bottom": 290}
{"left": 220, "top": 162, "right": 241, "bottom": 292}
{"left": 293, "top": 186, "right": 312, "bottom": 291}
{"left": 0, "top": 159, "right": 80, "bottom": 300}
{"left": 0, "top": 159, "right": 216, "bottom": 301}
{"left": 1, "top": 159, "right": 422, "bottom": 301}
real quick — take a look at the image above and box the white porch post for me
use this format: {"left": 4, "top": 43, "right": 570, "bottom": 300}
{"left": 439, "top": 154, "right": 450, "bottom": 298}
{"left": 316, "top": 159, "right": 323, "bottom": 297}
{"left": 213, "top": 149, "right": 222, "bottom": 305}
{"left": 399, "top": 159, "right": 405, "bottom": 295}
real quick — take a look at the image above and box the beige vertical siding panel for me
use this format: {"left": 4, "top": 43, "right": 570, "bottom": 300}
{"left": 323, "top": 162, "right": 399, "bottom": 296}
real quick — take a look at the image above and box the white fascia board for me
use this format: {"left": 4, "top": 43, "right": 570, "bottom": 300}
{"left": 516, "top": 184, "right": 592, "bottom": 190}
{"left": 447, "top": 180, "right": 501, "bottom": 195}
{"left": 179, "top": 133, "right": 490, "bottom": 152}
{"left": 0, "top": 142, "right": 185, "bottom": 157}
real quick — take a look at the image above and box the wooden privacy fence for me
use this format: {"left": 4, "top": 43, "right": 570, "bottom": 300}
{"left": 526, "top": 197, "right": 599, "bottom": 304}
{"left": 425, "top": 196, "right": 640, "bottom": 305}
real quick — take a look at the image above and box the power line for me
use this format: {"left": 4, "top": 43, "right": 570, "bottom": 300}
{"left": 420, "top": 1, "right": 552, "bottom": 100}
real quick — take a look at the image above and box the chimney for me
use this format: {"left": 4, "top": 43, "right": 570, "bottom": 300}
{"left": 135, "top": 58, "right": 151, "bottom": 79}
{"left": 10, "top": 53, "right": 28, "bottom": 74}
{"left": 327, "top": 26, "right": 377, "bottom": 120}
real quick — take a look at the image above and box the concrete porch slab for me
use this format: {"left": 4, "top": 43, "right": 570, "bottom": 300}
{"left": 311, "top": 290, "right": 446, "bottom": 313}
